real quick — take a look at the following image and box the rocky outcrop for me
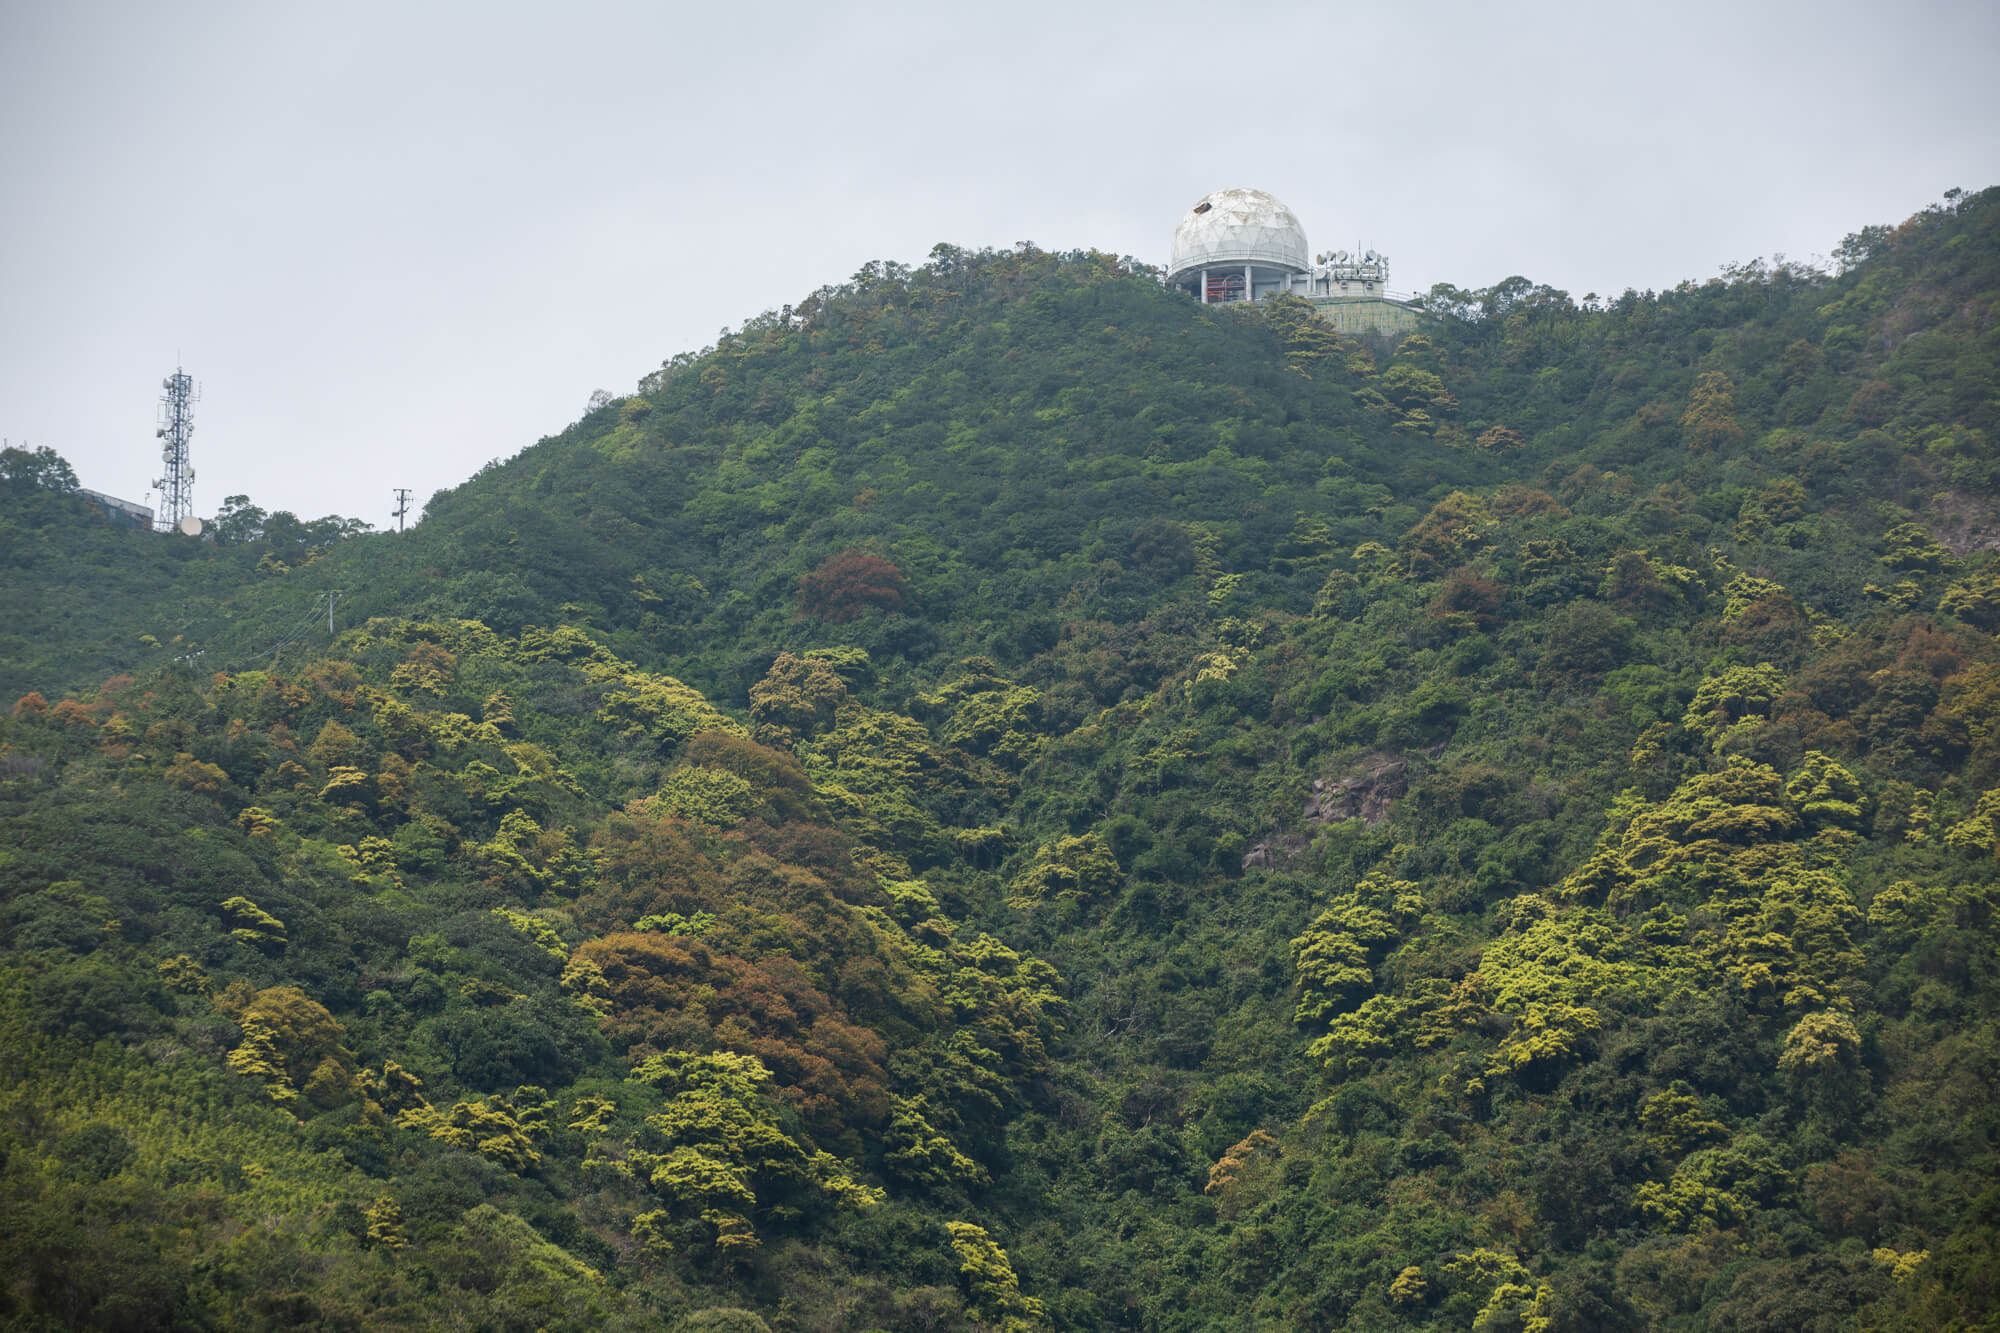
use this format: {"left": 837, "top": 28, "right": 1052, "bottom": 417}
{"left": 1242, "top": 752, "right": 1411, "bottom": 870}
{"left": 1304, "top": 752, "right": 1408, "bottom": 826}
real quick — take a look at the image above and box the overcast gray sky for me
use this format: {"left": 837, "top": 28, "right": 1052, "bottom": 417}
{"left": 4, "top": 0, "right": 1996, "bottom": 528}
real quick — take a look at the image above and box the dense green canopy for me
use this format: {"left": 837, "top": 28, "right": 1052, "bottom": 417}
{"left": 2, "top": 188, "right": 1998, "bottom": 1331}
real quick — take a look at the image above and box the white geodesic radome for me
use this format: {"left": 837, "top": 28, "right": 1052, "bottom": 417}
{"left": 1166, "top": 187, "right": 1311, "bottom": 283}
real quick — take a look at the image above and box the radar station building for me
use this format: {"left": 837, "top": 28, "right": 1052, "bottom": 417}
{"left": 78, "top": 487, "right": 154, "bottom": 531}
{"left": 1166, "top": 187, "right": 1423, "bottom": 337}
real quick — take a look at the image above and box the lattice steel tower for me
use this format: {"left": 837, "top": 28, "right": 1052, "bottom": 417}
{"left": 153, "top": 367, "right": 198, "bottom": 532}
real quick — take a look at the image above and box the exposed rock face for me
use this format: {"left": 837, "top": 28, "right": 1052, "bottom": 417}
{"left": 1242, "top": 752, "right": 1411, "bottom": 871}
{"left": 1304, "top": 752, "right": 1408, "bottom": 826}
{"left": 1931, "top": 490, "right": 2000, "bottom": 556}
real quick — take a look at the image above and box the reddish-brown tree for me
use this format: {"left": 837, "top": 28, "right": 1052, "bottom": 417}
{"left": 580, "top": 810, "right": 726, "bottom": 933}
{"left": 798, "top": 550, "right": 910, "bottom": 622}
{"left": 1428, "top": 570, "right": 1508, "bottom": 630}
{"left": 575, "top": 931, "right": 888, "bottom": 1131}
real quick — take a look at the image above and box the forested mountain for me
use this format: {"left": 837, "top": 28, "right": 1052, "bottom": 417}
{"left": 3, "top": 187, "right": 1998, "bottom": 1331}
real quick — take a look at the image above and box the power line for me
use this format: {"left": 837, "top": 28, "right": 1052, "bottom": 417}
{"left": 208, "top": 591, "right": 341, "bottom": 674}
{"left": 256, "top": 600, "right": 332, "bottom": 669}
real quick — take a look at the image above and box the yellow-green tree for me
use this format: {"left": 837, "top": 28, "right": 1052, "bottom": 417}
{"left": 1006, "top": 833, "right": 1121, "bottom": 909}
{"left": 219, "top": 985, "right": 356, "bottom": 1110}
{"left": 1680, "top": 371, "right": 1743, "bottom": 453}
{"left": 611, "top": 1051, "right": 878, "bottom": 1259}
{"left": 947, "top": 1221, "right": 1047, "bottom": 1331}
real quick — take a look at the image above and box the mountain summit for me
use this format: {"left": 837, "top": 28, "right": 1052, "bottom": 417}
{"left": 2, "top": 189, "right": 1998, "bottom": 1330}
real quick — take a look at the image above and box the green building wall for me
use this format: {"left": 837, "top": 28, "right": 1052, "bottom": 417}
{"left": 1307, "top": 297, "right": 1425, "bottom": 337}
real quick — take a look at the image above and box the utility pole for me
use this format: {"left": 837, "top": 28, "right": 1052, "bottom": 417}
{"left": 326, "top": 590, "right": 342, "bottom": 634}
{"left": 392, "top": 488, "right": 412, "bottom": 532}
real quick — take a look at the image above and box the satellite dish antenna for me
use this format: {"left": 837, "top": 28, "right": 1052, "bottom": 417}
{"left": 177, "top": 514, "right": 204, "bottom": 537}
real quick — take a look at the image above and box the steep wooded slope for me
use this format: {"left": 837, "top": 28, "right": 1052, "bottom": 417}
{"left": 2, "top": 189, "right": 1998, "bottom": 1331}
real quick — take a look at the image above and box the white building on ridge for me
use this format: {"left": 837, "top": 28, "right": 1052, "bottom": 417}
{"left": 1165, "top": 187, "right": 1421, "bottom": 335}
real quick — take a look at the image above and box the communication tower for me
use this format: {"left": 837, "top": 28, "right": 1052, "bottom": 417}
{"left": 152, "top": 367, "right": 199, "bottom": 532}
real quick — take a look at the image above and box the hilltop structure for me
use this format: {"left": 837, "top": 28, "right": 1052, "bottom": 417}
{"left": 1166, "top": 187, "right": 1423, "bottom": 336}
{"left": 78, "top": 487, "right": 153, "bottom": 530}
{"left": 152, "top": 367, "right": 197, "bottom": 534}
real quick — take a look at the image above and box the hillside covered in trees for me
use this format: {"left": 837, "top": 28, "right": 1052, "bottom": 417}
{"left": 3, "top": 186, "right": 1999, "bottom": 1331}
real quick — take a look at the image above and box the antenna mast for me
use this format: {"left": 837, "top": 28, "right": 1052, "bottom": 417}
{"left": 152, "top": 367, "right": 199, "bottom": 532}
